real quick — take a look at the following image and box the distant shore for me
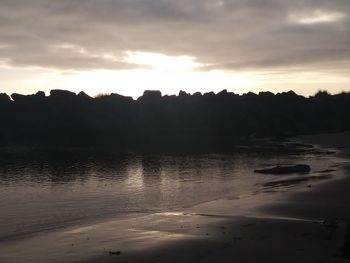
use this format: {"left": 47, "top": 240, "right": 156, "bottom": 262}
{"left": 0, "top": 132, "right": 349, "bottom": 263}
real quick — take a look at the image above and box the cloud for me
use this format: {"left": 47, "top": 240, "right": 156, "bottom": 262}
{"left": 124, "top": 51, "right": 202, "bottom": 70}
{"left": 0, "top": 0, "right": 349, "bottom": 74}
{"left": 290, "top": 9, "right": 346, "bottom": 24}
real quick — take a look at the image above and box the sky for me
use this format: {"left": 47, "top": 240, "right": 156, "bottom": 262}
{"left": 0, "top": 0, "right": 350, "bottom": 98}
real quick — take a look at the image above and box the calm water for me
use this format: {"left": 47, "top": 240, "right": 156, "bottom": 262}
{"left": 0, "top": 147, "right": 335, "bottom": 240}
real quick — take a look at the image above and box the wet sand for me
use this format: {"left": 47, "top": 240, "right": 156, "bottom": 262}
{"left": 1, "top": 132, "right": 350, "bottom": 262}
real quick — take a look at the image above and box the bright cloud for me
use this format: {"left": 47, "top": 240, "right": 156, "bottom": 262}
{"left": 290, "top": 9, "right": 346, "bottom": 24}
{"left": 124, "top": 52, "right": 202, "bottom": 71}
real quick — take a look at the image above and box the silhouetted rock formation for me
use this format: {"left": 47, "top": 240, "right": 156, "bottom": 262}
{"left": 0, "top": 89, "right": 350, "bottom": 148}
{"left": 254, "top": 164, "right": 311, "bottom": 174}
{"left": 0, "top": 93, "right": 11, "bottom": 104}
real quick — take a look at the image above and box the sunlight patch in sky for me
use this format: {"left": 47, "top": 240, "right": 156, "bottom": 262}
{"left": 290, "top": 9, "right": 346, "bottom": 25}
{"left": 52, "top": 44, "right": 88, "bottom": 55}
{"left": 124, "top": 52, "right": 202, "bottom": 71}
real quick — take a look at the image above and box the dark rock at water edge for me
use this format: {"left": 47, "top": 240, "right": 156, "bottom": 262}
{"left": 254, "top": 164, "right": 311, "bottom": 174}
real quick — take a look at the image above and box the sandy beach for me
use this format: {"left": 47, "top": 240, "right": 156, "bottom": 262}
{"left": 1, "top": 132, "right": 350, "bottom": 263}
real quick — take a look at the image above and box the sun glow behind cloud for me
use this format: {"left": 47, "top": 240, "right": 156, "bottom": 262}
{"left": 8, "top": 52, "right": 258, "bottom": 98}
{"left": 1, "top": 47, "right": 350, "bottom": 98}
{"left": 46, "top": 69, "right": 259, "bottom": 99}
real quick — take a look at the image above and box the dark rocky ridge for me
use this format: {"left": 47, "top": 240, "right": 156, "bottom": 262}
{"left": 0, "top": 89, "right": 349, "bottom": 149}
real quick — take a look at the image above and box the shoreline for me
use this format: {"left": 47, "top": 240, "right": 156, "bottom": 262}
{"left": 0, "top": 133, "right": 350, "bottom": 262}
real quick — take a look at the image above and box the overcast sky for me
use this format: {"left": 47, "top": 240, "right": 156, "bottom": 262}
{"left": 1, "top": 0, "right": 350, "bottom": 97}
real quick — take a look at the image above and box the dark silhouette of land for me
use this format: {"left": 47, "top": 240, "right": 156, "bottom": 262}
{"left": 0, "top": 89, "right": 349, "bottom": 149}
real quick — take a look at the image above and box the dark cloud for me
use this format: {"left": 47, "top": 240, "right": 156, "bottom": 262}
{"left": 0, "top": 0, "right": 349, "bottom": 73}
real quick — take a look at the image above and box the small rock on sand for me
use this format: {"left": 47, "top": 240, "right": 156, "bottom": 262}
{"left": 109, "top": 251, "right": 121, "bottom": 255}
{"left": 323, "top": 218, "right": 338, "bottom": 229}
